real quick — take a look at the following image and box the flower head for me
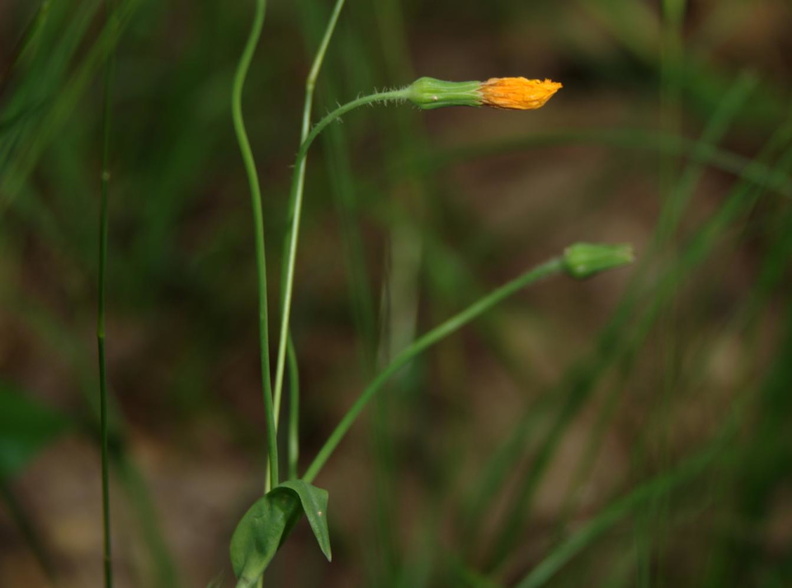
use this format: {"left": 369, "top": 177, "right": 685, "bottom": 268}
{"left": 405, "top": 76, "right": 561, "bottom": 111}
{"left": 479, "top": 77, "right": 562, "bottom": 110}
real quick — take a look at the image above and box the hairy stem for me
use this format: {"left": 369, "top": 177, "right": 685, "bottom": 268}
{"left": 271, "top": 87, "right": 408, "bottom": 435}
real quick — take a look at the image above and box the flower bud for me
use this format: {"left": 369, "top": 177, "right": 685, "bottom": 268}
{"left": 563, "top": 243, "right": 634, "bottom": 279}
{"left": 405, "top": 76, "right": 561, "bottom": 111}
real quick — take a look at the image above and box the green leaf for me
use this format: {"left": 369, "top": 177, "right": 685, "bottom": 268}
{"left": 278, "top": 480, "right": 332, "bottom": 561}
{"left": 229, "top": 481, "right": 331, "bottom": 585}
{"left": 0, "top": 382, "right": 70, "bottom": 481}
{"left": 229, "top": 490, "right": 302, "bottom": 586}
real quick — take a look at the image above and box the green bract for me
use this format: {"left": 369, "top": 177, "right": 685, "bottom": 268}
{"left": 405, "top": 77, "right": 482, "bottom": 110}
{"left": 563, "top": 243, "right": 635, "bottom": 279}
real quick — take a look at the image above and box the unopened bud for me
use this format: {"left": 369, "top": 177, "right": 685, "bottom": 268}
{"left": 563, "top": 243, "right": 634, "bottom": 279}
{"left": 405, "top": 76, "right": 561, "bottom": 111}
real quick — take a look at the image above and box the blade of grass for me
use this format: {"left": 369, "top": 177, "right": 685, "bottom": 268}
{"left": 0, "top": 479, "right": 58, "bottom": 582}
{"left": 371, "top": 0, "right": 431, "bottom": 576}
{"left": 553, "top": 70, "right": 758, "bottom": 537}
{"left": 0, "top": 1, "right": 52, "bottom": 96}
{"left": 466, "top": 84, "right": 792, "bottom": 573}
{"left": 479, "top": 182, "right": 777, "bottom": 576}
{"left": 1, "top": 288, "right": 183, "bottom": 586}
{"left": 479, "top": 176, "right": 763, "bottom": 573}
{"left": 296, "top": 0, "right": 378, "bottom": 364}
{"left": 702, "top": 139, "right": 792, "bottom": 587}
{"left": 416, "top": 129, "right": 791, "bottom": 198}
{"left": 644, "top": 1, "right": 688, "bottom": 575}
{"left": 1, "top": 0, "right": 144, "bottom": 210}
{"left": 115, "top": 450, "right": 182, "bottom": 588}
{"left": 97, "top": 0, "right": 117, "bottom": 584}
{"left": 516, "top": 440, "right": 726, "bottom": 588}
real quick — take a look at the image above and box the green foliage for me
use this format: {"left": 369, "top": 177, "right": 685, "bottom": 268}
{"left": 0, "top": 382, "right": 70, "bottom": 481}
{"left": 230, "top": 481, "right": 331, "bottom": 585}
{"left": 230, "top": 491, "right": 300, "bottom": 586}
{"left": 279, "top": 480, "right": 332, "bottom": 562}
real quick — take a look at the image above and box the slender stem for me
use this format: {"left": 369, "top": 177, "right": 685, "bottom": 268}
{"left": 0, "top": 0, "right": 50, "bottom": 97}
{"left": 97, "top": 2, "right": 115, "bottom": 586}
{"left": 0, "top": 480, "right": 56, "bottom": 580}
{"left": 115, "top": 454, "right": 181, "bottom": 588}
{"left": 302, "top": 256, "right": 566, "bottom": 483}
{"left": 301, "top": 0, "right": 346, "bottom": 140}
{"left": 231, "top": 0, "right": 278, "bottom": 491}
{"left": 278, "top": 0, "right": 347, "bottom": 481}
{"left": 271, "top": 88, "right": 409, "bottom": 427}
{"left": 286, "top": 336, "right": 300, "bottom": 480}
{"left": 304, "top": 90, "right": 409, "bottom": 162}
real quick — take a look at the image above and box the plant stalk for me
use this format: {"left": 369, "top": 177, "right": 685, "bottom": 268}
{"left": 280, "top": 0, "right": 347, "bottom": 481}
{"left": 97, "top": 2, "right": 116, "bottom": 585}
{"left": 271, "top": 90, "right": 408, "bottom": 435}
{"left": 302, "top": 256, "right": 565, "bottom": 483}
{"left": 230, "top": 0, "right": 278, "bottom": 491}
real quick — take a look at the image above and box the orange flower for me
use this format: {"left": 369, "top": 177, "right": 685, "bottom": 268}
{"left": 479, "top": 77, "right": 562, "bottom": 110}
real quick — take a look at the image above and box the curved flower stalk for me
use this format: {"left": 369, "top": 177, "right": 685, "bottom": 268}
{"left": 276, "top": 74, "right": 564, "bottom": 469}
{"left": 271, "top": 74, "right": 562, "bottom": 455}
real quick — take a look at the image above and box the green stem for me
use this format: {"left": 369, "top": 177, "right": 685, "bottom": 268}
{"left": 302, "top": 256, "right": 566, "bottom": 484}
{"left": 0, "top": 480, "right": 56, "bottom": 580}
{"left": 98, "top": 2, "right": 115, "bottom": 586}
{"left": 516, "top": 441, "right": 722, "bottom": 588}
{"left": 278, "top": 0, "right": 347, "bottom": 481}
{"left": 0, "top": 0, "right": 50, "bottom": 94}
{"left": 287, "top": 336, "right": 300, "bottom": 480}
{"left": 271, "top": 87, "right": 408, "bottom": 429}
{"left": 300, "top": 0, "right": 346, "bottom": 140}
{"left": 231, "top": 0, "right": 277, "bottom": 491}
{"left": 115, "top": 453, "right": 181, "bottom": 588}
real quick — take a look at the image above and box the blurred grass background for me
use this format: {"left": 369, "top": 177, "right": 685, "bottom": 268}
{"left": 1, "top": 0, "right": 791, "bottom": 586}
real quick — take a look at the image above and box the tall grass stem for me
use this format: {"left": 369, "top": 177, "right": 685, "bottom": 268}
{"left": 97, "top": 2, "right": 116, "bottom": 585}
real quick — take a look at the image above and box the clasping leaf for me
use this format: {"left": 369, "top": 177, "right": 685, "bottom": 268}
{"left": 230, "top": 481, "right": 331, "bottom": 586}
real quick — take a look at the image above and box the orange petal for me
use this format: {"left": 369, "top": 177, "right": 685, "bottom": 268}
{"left": 480, "top": 77, "right": 562, "bottom": 110}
